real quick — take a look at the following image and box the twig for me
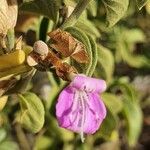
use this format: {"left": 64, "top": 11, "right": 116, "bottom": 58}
{"left": 60, "top": 0, "right": 92, "bottom": 29}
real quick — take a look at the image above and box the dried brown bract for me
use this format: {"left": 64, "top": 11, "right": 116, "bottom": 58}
{"left": 27, "top": 41, "right": 77, "bottom": 81}
{"left": 47, "top": 29, "right": 89, "bottom": 63}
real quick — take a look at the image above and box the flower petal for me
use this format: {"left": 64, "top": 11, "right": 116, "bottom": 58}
{"left": 81, "top": 92, "right": 106, "bottom": 134}
{"left": 56, "top": 86, "right": 74, "bottom": 127}
{"left": 70, "top": 74, "right": 106, "bottom": 93}
{"left": 87, "top": 93, "right": 107, "bottom": 119}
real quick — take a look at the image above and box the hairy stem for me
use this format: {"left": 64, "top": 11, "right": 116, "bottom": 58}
{"left": 61, "top": 0, "right": 92, "bottom": 29}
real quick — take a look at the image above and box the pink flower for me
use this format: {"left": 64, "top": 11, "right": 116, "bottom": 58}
{"left": 56, "top": 74, "right": 107, "bottom": 142}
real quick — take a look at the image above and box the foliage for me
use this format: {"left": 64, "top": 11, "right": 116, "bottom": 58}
{"left": 0, "top": 0, "right": 150, "bottom": 150}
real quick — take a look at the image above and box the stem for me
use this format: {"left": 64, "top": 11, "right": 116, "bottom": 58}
{"left": 14, "top": 123, "right": 31, "bottom": 150}
{"left": 7, "top": 28, "right": 15, "bottom": 50}
{"left": 60, "top": 0, "right": 92, "bottom": 29}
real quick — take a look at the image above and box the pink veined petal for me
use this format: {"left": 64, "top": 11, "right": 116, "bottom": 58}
{"left": 70, "top": 74, "right": 107, "bottom": 93}
{"left": 85, "top": 93, "right": 107, "bottom": 119}
{"left": 82, "top": 105, "right": 103, "bottom": 134}
{"left": 64, "top": 91, "right": 84, "bottom": 133}
{"left": 56, "top": 86, "right": 74, "bottom": 127}
{"left": 61, "top": 91, "right": 106, "bottom": 135}
{"left": 80, "top": 92, "right": 106, "bottom": 134}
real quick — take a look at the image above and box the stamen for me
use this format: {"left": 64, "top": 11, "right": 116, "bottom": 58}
{"left": 79, "top": 91, "right": 86, "bottom": 143}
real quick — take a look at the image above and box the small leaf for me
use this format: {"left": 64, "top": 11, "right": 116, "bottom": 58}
{"left": 0, "top": 0, "right": 18, "bottom": 35}
{"left": 136, "top": 0, "right": 150, "bottom": 10}
{"left": 102, "top": 0, "right": 129, "bottom": 27}
{"left": 19, "top": 0, "right": 61, "bottom": 23}
{"left": 18, "top": 92, "right": 45, "bottom": 133}
{"left": 95, "top": 45, "right": 114, "bottom": 83}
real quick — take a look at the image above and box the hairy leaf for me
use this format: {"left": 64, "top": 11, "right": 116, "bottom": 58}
{"left": 102, "top": 0, "right": 129, "bottom": 27}
{"left": 20, "top": 0, "right": 61, "bottom": 22}
{"left": 18, "top": 92, "right": 45, "bottom": 133}
{"left": 87, "top": 35, "right": 98, "bottom": 76}
{"left": 75, "top": 19, "right": 100, "bottom": 38}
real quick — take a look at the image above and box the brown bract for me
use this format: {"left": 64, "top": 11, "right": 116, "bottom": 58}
{"left": 0, "top": 0, "right": 18, "bottom": 35}
{"left": 27, "top": 49, "right": 77, "bottom": 81}
{"left": 47, "top": 29, "right": 89, "bottom": 64}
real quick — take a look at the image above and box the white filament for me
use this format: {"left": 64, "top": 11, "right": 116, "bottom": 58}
{"left": 79, "top": 91, "right": 86, "bottom": 143}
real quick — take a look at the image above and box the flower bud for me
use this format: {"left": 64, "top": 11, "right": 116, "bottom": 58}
{"left": 33, "top": 40, "right": 49, "bottom": 56}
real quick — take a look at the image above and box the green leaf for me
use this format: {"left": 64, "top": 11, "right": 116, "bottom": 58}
{"left": 86, "top": 35, "right": 98, "bottom": 76}
{"left": 123, "top": 97, "right": 142, "bottom": 146}
{"left": 19, "top": 0, "right": 61, "bottom": 23}
{"left": 75, "top": 19, "right": 100, "bottom": 38}
{"left": 0, "top": 129, "right": 6, "bottom": 142}
{"left": 35, "top": 136, "right": 52, "bottom": 150}
{"left": 65, "top": 27, "right": 92, "bottom": 75}
{"left": 87, "top": 0, "right": 98, "bottom": 17}
{"left": 101, "top": 93, "right": 123, "bottom": 114}
{"left": 95, "top": 45, "right": 114, "bottom": 83}
{"left": 124, "top": 29, "right": 145, "bottom": 44}
{"left": 99, "top": 109, "right": 117, "bottom": 139}
{"left": 102, "top": 0, "right": 129, "bottom": 27}
{"left": 136, "top": 0, "right": 150, "bottom": 10}
{"left": 0, "top": 141, "right": 19, "bottom": 150}
{"left": 18, "top": 92, "right": 45, "bottom": 133}
{"left": 114, "top": 27, "right": 149, "bottom": 68}
{"left": 113, "top": 82, "right": 143, "bottom": 146}
{"left": 117, "top": 39, "right": 149, "bottom": 68}
{"left": 116, "top": 82, "right": 138, "bottom": 102}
